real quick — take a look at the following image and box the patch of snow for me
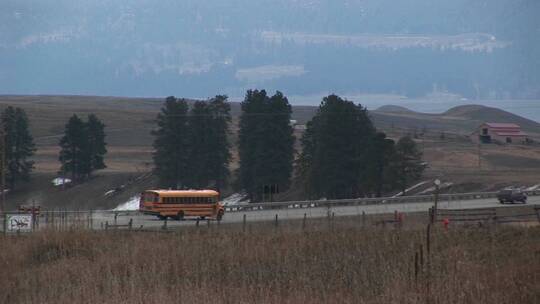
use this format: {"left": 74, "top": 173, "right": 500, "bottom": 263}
{"left": 392, "top": 181, "right": 428, "bottom": 198}
{"left": 113, "top": 195, "right": 141, "bottom": 211}
{"left": 222, "top": 193, "right": 250, "bottom": 206}
{"left": 52, "top": 177, "right": 71, "bottom": 186}
{"left": 418, "top": 182, "right": 454, "bottom": 195}
{"left": 525, "top": 184, "right": 539, "bottom": 191}
{"left": 104, "top": 190, "right": 116, "bottom": 197}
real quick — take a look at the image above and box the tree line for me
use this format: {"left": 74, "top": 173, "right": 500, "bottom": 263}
{"left": 0, "top": 91, "right": 423, "bottom": 202}
{"left": 152, "top": 95, "right": 231, "bottom": 191}
{"left": 0, "top": 107, "right": 108, "bottom": 193}
{"left": 153, "top": 91, "right": 425, "bottom": 201}
{"left": 58, "top": 114, "right": 107, "bottom": 181}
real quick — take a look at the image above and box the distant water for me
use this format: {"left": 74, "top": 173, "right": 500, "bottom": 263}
{"left": 286, "top": 95, "right": 540, "bottom": 122}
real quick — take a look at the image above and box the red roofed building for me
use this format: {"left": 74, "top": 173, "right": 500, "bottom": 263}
{"left": 472, "top": 123, "right": 528, "bottom": 144}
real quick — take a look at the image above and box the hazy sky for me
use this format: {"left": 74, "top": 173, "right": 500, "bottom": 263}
{"left": 1, "top": 0, "right": 539, "bottom": 110}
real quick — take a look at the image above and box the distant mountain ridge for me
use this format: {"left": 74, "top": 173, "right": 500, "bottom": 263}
{"left": 372, "top": 104, "right": 540, "bottom": 136}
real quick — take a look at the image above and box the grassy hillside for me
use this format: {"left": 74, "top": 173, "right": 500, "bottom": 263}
{"left": 3, "top": 96, "right": 538, "bottom": 148}
{"left": 372, "top": 104, "right": 540, "bottom": 137}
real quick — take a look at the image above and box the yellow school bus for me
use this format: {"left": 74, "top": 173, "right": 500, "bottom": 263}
{"left": 139, "top": 190, "right": 224, "bottom": 221}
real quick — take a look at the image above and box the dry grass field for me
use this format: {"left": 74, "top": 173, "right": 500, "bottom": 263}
{"left": 0, "top": 219, "right": 538, "bottom": 304}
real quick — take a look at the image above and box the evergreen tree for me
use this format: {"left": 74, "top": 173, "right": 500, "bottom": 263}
{"left": 390, "top": 136, "right": 425, "bottom": 194}
{"left": 1, "top": 107, "right": 36, "bottom": 189}
{"left": 364, "top": 132, "right": 395, "bottom": 197}
{"left": 152, "top": 96, "right": 190, "bottom": 188}
{"left": 207, "top": 95, "right": 232, "bottom": 191}
{"left": 187, "top": 100, "right": 213, "bottom": 188}
{"left": 237, "top": 90, "right": 267, "bottom": 200}
{"left": 237, "top": 90, "right": 295, "bottom": 201}
{"left": 59, "top": 114, "right": 88, "bottom": 181}
{"left": 298, "top": 95, "right": 375, "bottom": 199}
{"left": 85, "top": 114, "right": 107, "bottom": 175}
{"left": 260, "top": 92, "right": 295, "bottom": 198}
{"left": 186, "top": 95, "right": 232, "bottom": 190}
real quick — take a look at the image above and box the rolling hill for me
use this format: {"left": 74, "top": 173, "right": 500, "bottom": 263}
{"left": 1, "top": 95, "right": 539, "bottom": 148}
{"left": 372, "top": 104, "right": 540, "bottom": 137}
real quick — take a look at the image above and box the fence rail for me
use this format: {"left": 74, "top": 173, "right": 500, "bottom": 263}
{"left": 224, "top": 190, "right": 540, "bottom": 212}
{"left": 435, "top": 205, "right": 540, "bottom": 225}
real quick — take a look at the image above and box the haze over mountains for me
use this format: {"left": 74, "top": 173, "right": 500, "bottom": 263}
{"left": 2, "top": 0, "right": 539, "bottom": 100}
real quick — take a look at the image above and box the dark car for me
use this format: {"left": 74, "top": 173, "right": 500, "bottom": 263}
{"left": 497, "top": 189, "right": 527, "bottom": 204}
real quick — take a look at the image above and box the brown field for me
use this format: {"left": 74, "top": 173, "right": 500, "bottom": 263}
{"left": 0, "top": 219, "right": 538, "bottom": 304}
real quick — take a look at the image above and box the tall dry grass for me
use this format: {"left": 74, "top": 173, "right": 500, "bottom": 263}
{"left": 0, "top": 219, "right": 538, "bottom": 304}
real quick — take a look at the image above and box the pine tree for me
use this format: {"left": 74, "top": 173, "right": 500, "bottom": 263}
{"left": 259, "top": 91, "right": 295, "bottom": 198}
{"left": 187, "top": 100, "right": 213, "bottom": 188}
{"left": 297, "top": 95, "right": 375, "bottom": 199}
{"left": 186, "top": 95, "right": 232, "bottom": 190}
{"left": 207, "top": 95, "right": 232, "bottom": 191}
{"left": 237, "top": 90, "right": 295, "bottom": 201}
{"left": 152, "top": 96, "right": 190, "bottom": 188}
{"left": 237, "top": 90, "right": 268, "bottom": 200}
{"left": 390, "top": 136, "right": 425, "bottom": 195}
{"left": 59, "top": 114, "right": 88, "bottom": 181}
{"left": 1, "top": 107, "right": 36, "bottom": 189}
{"left": 86, "top": 114, "right": 107, "bottom": 175}
{"left": 364, "top": 132, "right": 396, "bottom": 197}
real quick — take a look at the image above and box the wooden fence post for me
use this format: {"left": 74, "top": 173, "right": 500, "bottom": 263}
{"left": 419, "top": 244, "right": 424, "bottom": 268}
{"left": 414, "top": 251, "right": 419, "bottom": 286}
{"left": 243, "top": 214, "right": 246, "bottom": 233}
{"left": 3, "top": 213, "right": 7, "bottom": 235}
{"left": 162, "top": 218, "right": 168, "bottom": 230}
{"left": 426, "top": 223, "right": 432, "bottom": 259}
{"left": 274, "top": 214, "right": 279, "bottom": 228}
{"left": 362, "top": 211, "right": 366, "bottom": 228}
{"left": 302, "top": 213, "right": 307, "bottom": 230}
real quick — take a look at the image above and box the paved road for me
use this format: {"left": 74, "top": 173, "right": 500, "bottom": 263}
{"left": 90, "top": 196, "right": 540, "bottom": 230}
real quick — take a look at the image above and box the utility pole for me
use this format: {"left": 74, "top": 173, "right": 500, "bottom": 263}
{"left": 432, "top": 179, "right": 441, "bottom": 224}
